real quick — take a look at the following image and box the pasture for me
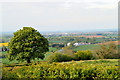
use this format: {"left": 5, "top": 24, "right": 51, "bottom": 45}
{"left": 73, "top": 44, "right": 100, "bottom": 51}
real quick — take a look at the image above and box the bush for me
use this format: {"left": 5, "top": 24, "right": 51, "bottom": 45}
{"left": 75, "top": 50, "right": 94, "bottom": 60}
{"left": 47, "top": 50, "right": 94, "bottom": 63}
{"left": 46, "top": 52, "right": 75, "bottom": 63}
{"left": 94, "top": 42, "right": 119, "bottom": 59}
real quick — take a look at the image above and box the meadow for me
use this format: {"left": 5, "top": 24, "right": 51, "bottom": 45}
{"left": 73, "top": 44, "right": 100, "bottom": 51}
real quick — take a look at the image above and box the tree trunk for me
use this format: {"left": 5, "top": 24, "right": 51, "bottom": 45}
{"left": 27, "top": 58, "right": 31, "bottom": 63}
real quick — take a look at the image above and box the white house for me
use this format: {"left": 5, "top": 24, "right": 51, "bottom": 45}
{"left": 67, "top": 43, "right": 71, "bottom": 46}
{"left": 73, "top": 43, "right": 79, "bottom": 46}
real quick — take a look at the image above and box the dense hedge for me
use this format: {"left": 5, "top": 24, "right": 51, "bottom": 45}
{"left": 46, "top": 50, "right": 94, "bottom": 63}
{"left": 2, "top": 61, "right": 119, "bottom": 79}
{"left": 46, "top": 53, "right": 75, "bottom": 63}
{"left": 75, "top": 50, "right": 94, "bottom": 60}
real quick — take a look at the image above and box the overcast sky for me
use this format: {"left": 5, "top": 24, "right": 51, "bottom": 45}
{"left": 0, "top": 0, "right": 119, "bottom": 32}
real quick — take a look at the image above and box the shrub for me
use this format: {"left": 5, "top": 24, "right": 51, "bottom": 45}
{"left": 94, "top": 42, "right": 119, "bottom": 59}
{"left": 75, "top": 50, "right": 94, "bottom": 60}
{"left": 46, "top": 52, "right": 74, "bottom": 63}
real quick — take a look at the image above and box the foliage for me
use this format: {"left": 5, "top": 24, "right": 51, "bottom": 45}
{"left": 7, "top": 27, "right": 49, "bottom": 63}
{"left": 1, "top": 47, "right": 56, "bottom": 64}
{"left": 73, "top": 44, "right": 100, "bottom": 51}
{"left": 62, "top": 47, "right": 75, "bottom": 55}
{"left": 75, "top": 50, "right": 94, "bottom": 60}
{"left": 47, "top": 47, "right": 77, "bottom": 63}
{"left": 94, "top": 42, "right": 119, "bottom": 59}
{"left": 46, "top": 52, "right": 74, "bottom": 63}
{"left": 2, "top": 59, "right": 119, "bottom": 79}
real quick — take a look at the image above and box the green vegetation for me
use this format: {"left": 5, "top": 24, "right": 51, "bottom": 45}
{"left": 73, "top": 44, "right": 100, "bottom": 51}
{"left": 75, "top": 50, "right": 94, "bottom": 60}
{"left": 46, "top": 50, "right": 95, "bottom": 63}
{"left": 2, "top": 59, "right": 119, "bottom": 79}
{"left": 8, "top": 27, "right": 49, "bottom": 63}
{"left": 1, "top": 30, "right": 119, "bottom": 79}
{"left": 94, "top": 42, "right": 119, "bottom": 59}
{"left": 46, "top": 52, "right": 75, "bottom": 63}
{"left": 1, "top": 47, "right": 56, "bottom": 64}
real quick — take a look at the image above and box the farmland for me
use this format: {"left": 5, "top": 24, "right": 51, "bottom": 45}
{"left": 0, "top": 43, "right": 8, "bottom": 47}
{"left": 73, "top": 44, "right": 100, "bottom": 51}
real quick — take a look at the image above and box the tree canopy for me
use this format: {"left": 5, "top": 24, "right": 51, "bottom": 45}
{"left": 8, "top": 27, "right": 49, "bottom": 63}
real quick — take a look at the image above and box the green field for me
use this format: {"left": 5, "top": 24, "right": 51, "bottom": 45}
{"left": 73, "top": 44, "right": 100, "bottom": 51}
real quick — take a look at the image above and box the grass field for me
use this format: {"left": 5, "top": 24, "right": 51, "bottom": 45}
{"left": 73, "top": 44, "right": 100, "bottom": 51}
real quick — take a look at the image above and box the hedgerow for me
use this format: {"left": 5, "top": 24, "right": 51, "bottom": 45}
{"left": 46, "top": 52, "right": 75, "bottom": 63}
{"left": 2, "top": 61, "right": 119, "bottom": 79}
{"left": 75, "top": 50, "right": 94, "bottom": 60}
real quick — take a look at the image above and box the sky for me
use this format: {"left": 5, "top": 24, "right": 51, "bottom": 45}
{"left": 0, "top": 0, "right": 119, "bottom": 32}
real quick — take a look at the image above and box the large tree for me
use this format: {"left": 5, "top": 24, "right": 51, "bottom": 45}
{"left": 8, "top": 27, "right": 49, "bottom": 63}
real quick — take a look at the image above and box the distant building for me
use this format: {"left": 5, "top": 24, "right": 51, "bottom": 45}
{"left": 73, "top": 43, "right": 79, "bottom": 46}
{"left": 67, "top": 43, "right": 71, "bottom": 46}
{"left": 73, "top": 42, "right": 91, "bottom": 46}
{"left": 67, "top": 42, "right": 91, "bottom": 47}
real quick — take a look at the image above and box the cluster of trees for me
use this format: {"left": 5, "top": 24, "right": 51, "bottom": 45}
{"left": 47, "top": 42, "right": 119, "bottom": 63}
{"left": 48, "top": 36, "right": 118, "bottom": 47}
{"left": 49, "top": 43, "right": 64, "bottom": 48}
{"left": 47, "top": 49, "right": 94, "bottom": 63}
{"left": 94, "top": 42, "right": 119, "bottom": 59}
